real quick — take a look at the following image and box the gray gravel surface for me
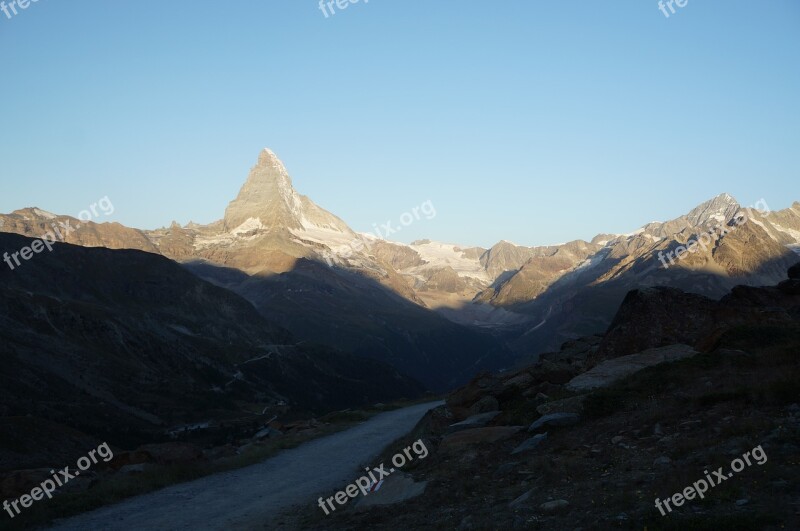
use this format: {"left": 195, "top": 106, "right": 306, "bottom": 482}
{"left": 50, "top": 401, "right": 442, "bottom": 530}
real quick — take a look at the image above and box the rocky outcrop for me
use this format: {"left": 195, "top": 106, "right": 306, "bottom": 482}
{"left": 528, "top": 413, "right": 580, "bottom": 432}
{"left": 592, "top": 266, "right": 800, "bottom": 365}
{"left": 593, "top": 288, "right": 718, "bottom": 361}
{"left": 447, "top": 411, "right": 501, "bottom": 433}
{"left": 567, "top": 345, "right": 699, "bottom": 392}
{"left": 511, "top": 433, "right": 548, "bottom": 455}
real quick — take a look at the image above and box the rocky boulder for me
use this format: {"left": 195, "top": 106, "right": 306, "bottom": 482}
{"left": 447, "top": 411, "right": 501, "bottom": 434}
{"left": 528, "top": 413, "right": 580, "bottom": 432}
{"left": 446, "top": 372, "right": 502, "bottom": 421}
{"left": 593, "top": 288, "right": 717, "bottom": 363}
{"left": 511, "top": 433, "right": 548, "bottom": 455}
{"left": 568, "top": 344, "right": 699, "bottom": 392}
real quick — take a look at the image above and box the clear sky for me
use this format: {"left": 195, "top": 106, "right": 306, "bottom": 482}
{"left": 1, "top": 0, "right": 798, "bottom": 248}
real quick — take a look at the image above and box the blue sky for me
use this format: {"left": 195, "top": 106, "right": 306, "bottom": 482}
{"left": 1, "top": 0, "right": 798, "bottom": 248}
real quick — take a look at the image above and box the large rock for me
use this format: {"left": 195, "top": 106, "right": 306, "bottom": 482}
{"left": 446, "top": 373, "right": 500, "bottom": 412}
{"left": 536, "top": 360, "right": 576, "bottom": 384}
{"left": 594, "top": 279, "right": 800, "bottom": 365}
{"left": 469, "top": 396, "right": 500, "bottom": 415}
{"left": 508, "top": 489, "right": 533, "bottom": 508}
{"left": 567, "top": 344, "right": 699, "bottom": 392}
{"left": 447, "top": 411, "right": 501, "bottom": 434}
{"left": 511, "top": 433, "right": 548, "bottom": 455}
{"left": 528, "top": 413, "right": 580, "bottom": 432}
{"left": 501, "top": 370, "right": 535, "bottom": 390}
{"left": 593, "top": 288, "right": 717, "bottom": 362}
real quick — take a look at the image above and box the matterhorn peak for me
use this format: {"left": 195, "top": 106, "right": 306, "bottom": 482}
{"left": 222, "top": 149, "right": 353, "bottom": 236}
{"left": 251, "top": 148, "right": 295, "bottom": 191}
{"left": 257, "top": 148, "right": 287, "bottom": 170}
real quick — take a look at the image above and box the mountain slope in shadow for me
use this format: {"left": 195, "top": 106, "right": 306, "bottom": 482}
{"left": 0, "top": 233, "right": 423, "bottom": 471}
{"left": 185, "top": 258, "right": 514, "bottom": 392}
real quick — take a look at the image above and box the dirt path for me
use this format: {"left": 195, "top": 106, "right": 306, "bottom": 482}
{"left": 50, "top": 401, "right": 442, "bottom": 530}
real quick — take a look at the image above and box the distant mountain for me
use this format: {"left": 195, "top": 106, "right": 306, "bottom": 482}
{"left": 0, "top": 207, "right": 158, "bottom": 253}
{"left": 496, "top": 194, "right": 800, "bottom": 355}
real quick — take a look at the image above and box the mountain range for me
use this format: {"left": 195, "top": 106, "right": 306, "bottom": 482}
{"left": 2, "top": 149, "right": 799, "bottom": 398}
{"left": 7, "top": 149, "right": 800, "bottom": 358}
{"left": 2, "top": 147, "right": 800, "bottom": 512}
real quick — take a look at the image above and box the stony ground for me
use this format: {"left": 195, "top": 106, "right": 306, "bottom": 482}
{"left": 276, "top": 322, "right": 800, "bottom": 530}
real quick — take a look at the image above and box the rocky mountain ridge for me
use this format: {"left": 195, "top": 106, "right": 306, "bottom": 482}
{"left": 2, "top": 149, "right": 798, "bottom": 370}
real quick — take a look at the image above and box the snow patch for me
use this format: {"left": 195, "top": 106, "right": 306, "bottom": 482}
{"left": 290, "top": 224, "right": 358, "bottom": 255}
{"left": 33, "top": 208, "right": 57, "bottom": 219}
{"left": 771, "top": 224, "right": 800, "bottom": 244}
{"left": 231, "top": 217, "right": 265, "bottom": 236}
{"left": 407, "top": 240, "right": 491, "bottom": 282}
{"left": 574, "top": 251, "right": 607, "bottom": 272}
{"left": 624, "top": 228, "right": 645, "bottom": 238}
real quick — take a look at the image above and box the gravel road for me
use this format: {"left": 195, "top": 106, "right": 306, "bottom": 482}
{"left": 50, "top": 401, "right": 442, "bottom": 530}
